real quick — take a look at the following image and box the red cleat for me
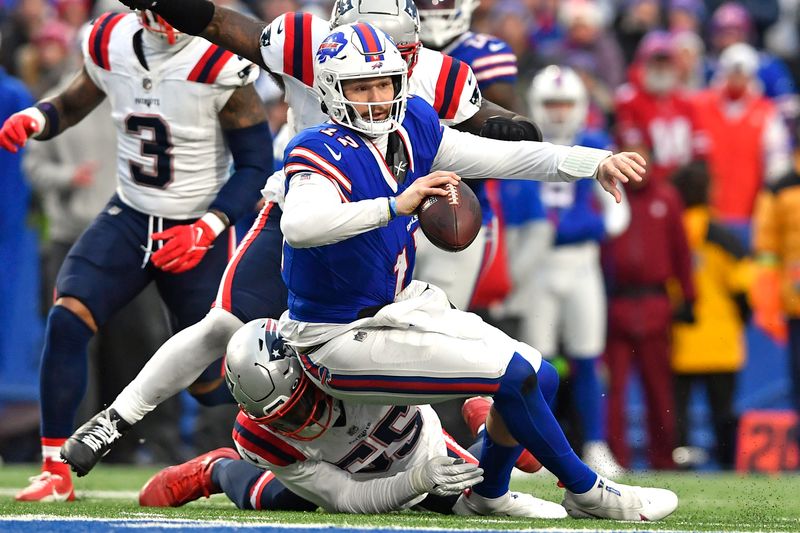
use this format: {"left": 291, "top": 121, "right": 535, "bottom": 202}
{"left": 16, "top": 459, "right": 75, "bottom": 502}
{"left": 461, "top": 396, "right": 543, "bottom": 474}
{"left": 139, "top": 447, "right": 240, "bottom": 507}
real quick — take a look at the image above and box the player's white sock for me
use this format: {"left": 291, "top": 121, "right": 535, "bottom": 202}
{"left": 112, "top": 308, "right": 244, "bottom": 424}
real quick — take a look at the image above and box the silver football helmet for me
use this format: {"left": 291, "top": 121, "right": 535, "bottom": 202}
{"left": 416, "top": 0, "right": 479, "bottom": 50}
{"left": 331, "top": 0, "right": 422, "bottom": 74}
{"left": 224, "top": 319, "right": 335, "bottom": 441}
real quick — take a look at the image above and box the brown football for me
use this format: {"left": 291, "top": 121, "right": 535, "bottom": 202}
{"left": 417, "top": 181, "right": 482, "bottom": 252}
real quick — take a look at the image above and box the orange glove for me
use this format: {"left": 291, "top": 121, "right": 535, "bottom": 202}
{"left": 151, "top": 213, "right": 225, "bottom": 274}
{"left": 751, "top": 265, "right": 787, "bottom": 342}
{"left": 0, "top": 107, "right": 45, "bottom": 153}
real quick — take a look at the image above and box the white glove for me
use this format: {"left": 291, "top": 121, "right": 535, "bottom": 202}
{"left": 409, "top": 457, "right": 484, "bottom": 497}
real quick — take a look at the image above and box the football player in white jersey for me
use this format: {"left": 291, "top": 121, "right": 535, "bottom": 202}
{"left": 61, "top": 0, "right": 541, "bottom": 478}
{"left": 499, "top": 66, "right": 629, "bottom": 478}
{"left": 271, "top": 24, "right": 676, "bottom": 521}
{"left": 138, "top": 319, "right": 566, "bottom": 518}
{"left": 0, "top": 10, "right": 271, "bottom": 502}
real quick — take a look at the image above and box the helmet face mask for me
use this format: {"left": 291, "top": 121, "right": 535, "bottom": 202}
{"left": 225, "top": 319, "right": 336, "bottom": 441}
{"left": 139, "top": 10, "right": 183, "bottom": 45}
{"left": 527, "top": 65, "right": 588, "bottom": 145}
{"left": 330, "top": 0, "right": 422, "bottom": 75}
{"left": 417, "top": 0, "right": 479, "bottom": 50}
{"left": 315, "top": 24, "right": 409, "bottom": 136}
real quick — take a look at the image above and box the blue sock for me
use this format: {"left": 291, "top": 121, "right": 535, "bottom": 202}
{"left": 493, "top": 352, "right": 597, "bottom": 494}
{"left": 472, "top": 431, "right": 523, "bottom": 498}
{"left": 40, "top": 305, "right": 93, "bottom": 438}
{"left": 213, "top": 459, "right": 315, "bottom": 511}
{"left": 571, "top": 358, "right": 604, "bottom": 442}
{"left": 469, "top": 360, "right": 560, "bottom": 472}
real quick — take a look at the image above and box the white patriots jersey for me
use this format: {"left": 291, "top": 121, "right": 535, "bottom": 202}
{"left": 258, "top": 11, "right": 482, "bottom": 136}
{"left": 82, "top": 13, "right": 258, "bottom": 219}
{"left": 233, "top": 403, "right": 448, "bottom": 497}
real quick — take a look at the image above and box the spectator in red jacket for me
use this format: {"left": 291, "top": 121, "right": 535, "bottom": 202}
{"left": 602, "top": 173, "right": 696, "bottom": 470}
{"left": 615, "top": 31, "right": 708, "bottom": 185}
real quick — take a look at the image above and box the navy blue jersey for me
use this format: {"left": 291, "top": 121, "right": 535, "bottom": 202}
{"left": 282, "top": 97, "right": 444, "bottom": 323}
{"left": 442, "top": 32, "right": 518, "bottom": 91}
{"left": 442, "top": 32, "right": 518, "bottom": 225}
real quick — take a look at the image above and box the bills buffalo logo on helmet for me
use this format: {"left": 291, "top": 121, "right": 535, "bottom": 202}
{"left": 317, "top": 32, "right": 348, "bottom": 64}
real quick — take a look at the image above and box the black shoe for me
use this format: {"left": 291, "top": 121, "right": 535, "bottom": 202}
{"left": 61, "top": 409, "right": 131, "bottom": 477}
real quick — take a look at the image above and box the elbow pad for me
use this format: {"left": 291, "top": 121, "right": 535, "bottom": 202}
{"left": 479, "top": 116, "right": 543, "bottom": 142}
{"left": 212, "top": 122, "right": 273, "bottom": 224}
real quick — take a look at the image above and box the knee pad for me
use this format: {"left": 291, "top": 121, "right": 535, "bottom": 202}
{"left": 537, "top": 359, "right": 560, "bottom": 407}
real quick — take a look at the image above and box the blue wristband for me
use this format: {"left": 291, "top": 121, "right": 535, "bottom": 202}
{"left": 388, "top": 196, "right": 398, "bottom": 219}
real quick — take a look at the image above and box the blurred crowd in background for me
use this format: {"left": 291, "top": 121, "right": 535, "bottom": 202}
{"left": 1, "top": 0, "right": 799, "bottom": 472}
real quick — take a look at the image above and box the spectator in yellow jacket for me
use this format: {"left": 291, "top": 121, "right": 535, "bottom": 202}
{"left": 671, "top": 162, "right": 754, "bottom": 469}
{"left": 752, "top": 154, "right": 800, "bottom": 439}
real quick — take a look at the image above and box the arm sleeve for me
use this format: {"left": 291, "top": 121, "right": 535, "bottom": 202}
{"left": 268, "top": 460, "right": 424, "bottom": 514}
{"left": 594, "top": 180, "right": 630, "bottom": 238}
{"left": 210, "top": 122, "right": 273, "bottom": 224}
{"left": 281, "top": 172, "right": 390, "bottom": 248}
{"left": 432, "top": 127, "right": 611, "bottom": 182}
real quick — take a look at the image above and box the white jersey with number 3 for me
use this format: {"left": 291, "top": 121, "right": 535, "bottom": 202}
{"left": 81, "top": 13, "right": 258, "bottom": 219}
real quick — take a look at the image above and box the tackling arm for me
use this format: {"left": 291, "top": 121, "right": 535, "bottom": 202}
{"left": 117, "top": 0, "right": 267, "bottom": 69}
{"left": 249, "top": 457, "right": 480, "bottom": 514}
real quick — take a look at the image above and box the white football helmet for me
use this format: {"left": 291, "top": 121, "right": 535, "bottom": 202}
{"left": 224, "top": 319, "right": 335, "bottom": 441}
{"left": 331, "top": 0, "right": 422, "bottom": 74}
{"left": 527, "top": 65, "right": 588, "bottom": 145}
{"left": 417, "top": 0, "right": 479, "bottom": 50}
{"left": 315, "top": 23, "right": 408, "bottom": 136}
{"left": 139, "top": 10, "right": 183, "bottom": 45}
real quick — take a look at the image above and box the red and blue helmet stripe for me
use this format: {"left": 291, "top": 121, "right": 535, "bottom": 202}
{"left": 352, "top": 23, "right": 385, "bottom": 62}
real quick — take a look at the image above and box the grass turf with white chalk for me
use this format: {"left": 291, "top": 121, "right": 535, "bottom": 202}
{"left": 0, "top": 465, "right": 798, "bottom": 531}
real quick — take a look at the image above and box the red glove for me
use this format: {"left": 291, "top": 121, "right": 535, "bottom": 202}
{"left": 151, "top": 213, "right": 225, "bottom": 274}
{"left": 0, "top": 108, "right": 45, "bottom": 153}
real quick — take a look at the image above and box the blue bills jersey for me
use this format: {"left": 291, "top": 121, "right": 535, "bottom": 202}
{"left": 539, "top": 129, "right": 613, "bottom": 246}
{"left": 282, "top": 97, "right": 444, "bottom": 324}
{"left": 442, "top": 32, "right": 518, "bottom": 225}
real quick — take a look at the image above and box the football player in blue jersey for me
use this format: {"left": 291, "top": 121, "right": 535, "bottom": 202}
{"left": 271, "top": 23, "right": 676, "bottom": 521}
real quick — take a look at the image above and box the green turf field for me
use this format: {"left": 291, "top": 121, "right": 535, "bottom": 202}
{"left": 1, "top": 465, "right": 799, "bottom": 531}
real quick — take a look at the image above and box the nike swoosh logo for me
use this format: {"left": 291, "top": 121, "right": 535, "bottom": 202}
{"left": 324, "top": 143, "right": 342, "bottom": 161}
{"left": 277, "top": 21, "right": 284, "bottom": 34}
{"left": 488, "top": 43, "right": 504, "bottom": 52}
{"left": 52, "top": 487, "right": 72, "bottom": 501}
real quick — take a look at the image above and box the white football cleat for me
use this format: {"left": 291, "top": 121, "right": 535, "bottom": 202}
{"left": 454, "top": 490, "right": 567, "bottom": 519}
{"left": 583, "top": 441, "right": 627, "bottom": 479}
{"left": 562, "top": 477, "right": 678, "bottom": 521}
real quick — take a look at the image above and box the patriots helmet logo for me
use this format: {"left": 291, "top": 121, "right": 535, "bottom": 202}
{"left": 317, "top": 31, "right": 348, "bottom": 64}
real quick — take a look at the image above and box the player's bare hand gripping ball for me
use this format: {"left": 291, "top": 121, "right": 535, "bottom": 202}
{"left": 395, "top": 171, "right": 461, "bottom": 216}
